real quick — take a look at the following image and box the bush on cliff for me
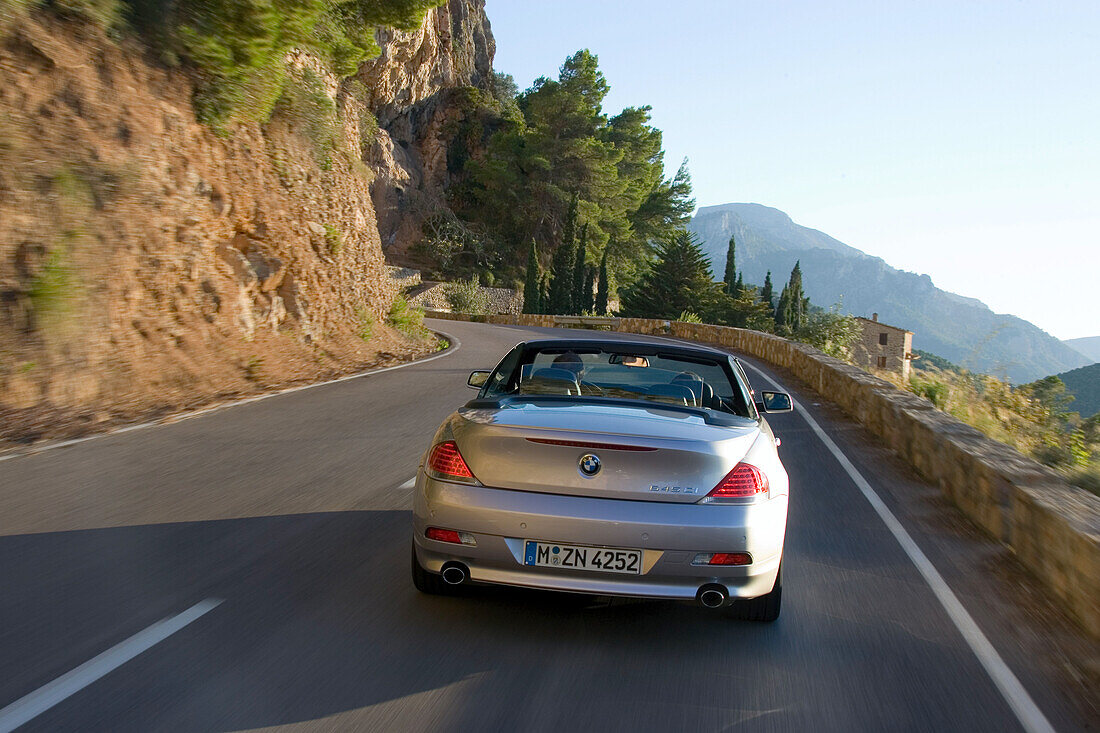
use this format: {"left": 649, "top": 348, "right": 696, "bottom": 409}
{"left": 7, "top": 0, "right": 447, "bottom": 125}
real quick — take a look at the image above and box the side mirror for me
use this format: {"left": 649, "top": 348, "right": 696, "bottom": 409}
{"left": 756, "top": 391, "right": 793, "bottom": 413}
{"left": 467, "top": 370, "right": 491, "bottom": 389}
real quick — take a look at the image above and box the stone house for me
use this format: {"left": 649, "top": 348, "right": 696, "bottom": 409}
{"left": 854, "top": 313, "right": 915, "bottom": 380}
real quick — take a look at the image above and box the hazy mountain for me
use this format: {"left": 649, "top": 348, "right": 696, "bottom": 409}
{"left": 689, "top": 203, "right": 1092, "bottom": 383}
{"left": 1063, "top": 336, "right": 1100, "bottom": 364}
{"left": 1055, "top": 363, "right": 1100, "bottom": 417}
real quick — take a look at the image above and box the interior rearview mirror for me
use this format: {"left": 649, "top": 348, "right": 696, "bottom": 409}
{"left": 609, "top": 354, "right": 649, "bottom": 368}
{"left": 467, "top": 370, "right": 491, "bottom": 389}
{"left": 758, "top": 391, "right": 793, "bottom": 413}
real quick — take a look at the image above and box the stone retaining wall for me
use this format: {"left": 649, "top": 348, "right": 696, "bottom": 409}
{"left": 425, "top": 309, "right": 1100, "bottom": 637}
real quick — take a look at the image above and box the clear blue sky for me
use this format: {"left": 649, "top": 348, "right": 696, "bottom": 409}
{"left": 486, "top": 0, "right": 1099, "bottom": 341}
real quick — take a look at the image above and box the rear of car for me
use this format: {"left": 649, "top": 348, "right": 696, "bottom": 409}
{"left": 411, "top": 340, "right": 791, "bottom": 620}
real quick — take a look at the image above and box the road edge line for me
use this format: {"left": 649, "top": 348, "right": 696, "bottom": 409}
{"left": 0, "top": 329, "right": 461, "bottom": 464}
{"left": 736, "top": 357, "right": 1055, "bottom": 733}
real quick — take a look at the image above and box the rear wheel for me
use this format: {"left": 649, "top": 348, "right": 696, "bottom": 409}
{"left": 726, "top": 563, "right": 782, "bottom": 622}
{"left": 411, "top": 542, "right": 451, "bottom": 595}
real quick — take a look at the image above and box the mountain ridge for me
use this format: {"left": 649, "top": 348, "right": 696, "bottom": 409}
{"left": 688, "top": 203, "right": 1091, "bottom": 383}
{"left": 1054, "top": 363, "right": 1100, "bottom": 417}
{"left": 1063, "top": 336, "right": 1100, "bottom": 364}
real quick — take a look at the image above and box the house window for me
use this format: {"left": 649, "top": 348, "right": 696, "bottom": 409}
{"left": 877, "top": 356, "right": 888, "bottom": 368}
{"left": 879, "top": 333, "right": 888, "bottom": 346}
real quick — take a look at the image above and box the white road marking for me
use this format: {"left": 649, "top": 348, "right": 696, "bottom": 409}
{"left": 397, "top": 476, "right": 416, "bottom": 490}
{"left": 0, "top": 598, "right": 224, "bottom": 732}
{"left": 0, "top": 330, "right": 461, "bottom": 464}
{"left": 736, "top": 357, "right": 1055, "bottom": 733}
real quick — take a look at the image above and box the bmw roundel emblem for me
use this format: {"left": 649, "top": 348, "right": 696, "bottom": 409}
{"left": 579, "top": 453, "right": 601, "bottom": 476}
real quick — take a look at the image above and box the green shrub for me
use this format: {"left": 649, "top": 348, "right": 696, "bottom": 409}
{"left": 446, "top": 276, "right": 489, "bottom": 314}
{"left": 323, "top": 223, "right": 342, "bottom": 256}
{"left": 28, "top": 246, "right": 76, "bottom": 331}
{"left": 127, "top": 0, "right": 447, "bottom": 126}
{"left": 273, "top": 68, "right": 338, "bottom": 168}
{"left": 792, "top": 304, "right": 862, "bottom": 360}
{"left": 355, "top": 307, "right": 373, "bottom": 341}
{"left": 912, "top": 378, "right": 949, "bottom": 409}
{"left": 676, "top": 311, "right": 703, "bottom": 324}
{"left": 243, "top": 356, "right": 263, "bottom": 382}
{"left": 388, "top": 294, "right": 426, "bottom": 338}
{"left": 345, "top": 80, "right": 379, "bottom": 156}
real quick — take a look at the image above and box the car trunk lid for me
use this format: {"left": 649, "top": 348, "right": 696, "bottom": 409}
{"left": 452, "top": 401, "right": 759, "bottom": 503}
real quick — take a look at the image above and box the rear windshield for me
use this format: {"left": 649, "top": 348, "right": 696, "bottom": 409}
{"left": 481, "top": 345, "right": 755, "bottom": 418}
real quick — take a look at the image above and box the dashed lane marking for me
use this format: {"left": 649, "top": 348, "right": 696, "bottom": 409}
{"left": 0, "top": 599, "right": 224, "bottom": 732}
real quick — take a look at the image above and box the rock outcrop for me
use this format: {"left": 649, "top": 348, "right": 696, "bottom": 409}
{"left": 0, "top": 0, "right": 495, "bottom": 442}
{"left": 358, "top": 0, "right": 496, "bottom": 256}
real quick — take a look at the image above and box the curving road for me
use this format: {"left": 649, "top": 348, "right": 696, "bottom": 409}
{"left": 0, "top": 319, "right": 1096, "bottom": 732}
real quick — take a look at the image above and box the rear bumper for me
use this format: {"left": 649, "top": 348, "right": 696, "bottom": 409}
{"left": 412, "top": 474, "right": 787, "bottom": 600}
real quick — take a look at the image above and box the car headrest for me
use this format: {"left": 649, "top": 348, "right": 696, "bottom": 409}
{"left": 522, "top": 367, "right": 581, "bottom": 395}
{"left": 671, "top": 374, "right": 714, "bottom": 405}
{"left": 647, "top": 383, "right": 696, "bottom": 406}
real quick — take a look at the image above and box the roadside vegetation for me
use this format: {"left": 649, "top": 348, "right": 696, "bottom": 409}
{"left": 0, "top": 0, "right": 445, "bottom": 127}
{"left": 907, "top": 355, "right": 1100, "bottom": 495}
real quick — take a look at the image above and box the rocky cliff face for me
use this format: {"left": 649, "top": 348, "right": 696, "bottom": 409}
{"left": 358, "top": 0, "right": 495, "bottom": 255}
{"left": 0, "top": 1, "right": 494, "bottom": 442}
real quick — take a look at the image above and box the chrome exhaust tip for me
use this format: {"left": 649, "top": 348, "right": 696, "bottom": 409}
{"left": 441, "top": 562, "right": 469, "bottom": 586}
{"left": 697, "top": 584, "right": 728, "bottom": 609}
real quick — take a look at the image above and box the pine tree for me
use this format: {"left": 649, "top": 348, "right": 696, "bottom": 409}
{"left": 760, "top": 271, "right": 774, "bottom": 312}
{"left": 620, "top": 231, "right": 719, "bottom": 319}
{"left": 547, "top": 194, "right": 578, "bottom": 314}
{"left": 723, "top": 234, "right": 737, "bottom": 295}
{"left": 522, "top": 239, "right": 540, "bottom": 314}
{"left": 595, "top": 248, "right": 609, "bottom": 315}
{"left": 571, "top": 223, "right": 588, "bottom": 313}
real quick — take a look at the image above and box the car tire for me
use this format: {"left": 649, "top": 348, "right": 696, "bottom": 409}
{"left": 411, "top": 542, "right": 451, "bottom": 595}
{"left": 727, "top": 563, "right": 782, "bottom": 622}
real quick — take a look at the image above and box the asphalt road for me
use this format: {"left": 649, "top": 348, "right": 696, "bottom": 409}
{"left": 0, "top": 319, "right": 1096, "bottom": 732}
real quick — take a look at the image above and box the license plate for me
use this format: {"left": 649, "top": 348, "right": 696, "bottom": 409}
{"left": 523, "top": 541, "right": 641, "bottom": 575}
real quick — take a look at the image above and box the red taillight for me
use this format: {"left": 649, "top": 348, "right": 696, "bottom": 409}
{"left": 426, "top": 527, "right": 462, "bottom": 544}
{"left": 425, "top": 527, "right": 477, "bottom": 546}
{"left": 710, "top": 552, "right": 752, "bottom": 566}
{"left": 427, "top": 441, "right": 476, "bottom": 481}
{"left": 692, "top": 552, "right": 753, "bottom": 566}
{"left": 704, "top": 463, "right": 769, "bottom": 500}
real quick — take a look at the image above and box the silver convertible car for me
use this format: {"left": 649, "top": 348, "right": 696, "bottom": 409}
{"left": 411, "top": 338, "right": 793, "bottom": 621}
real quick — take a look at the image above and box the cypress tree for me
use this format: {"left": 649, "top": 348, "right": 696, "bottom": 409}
{"left": 775, "top": 284, "right": 791, "bottom": 332}
{"left": 595, "top": 248, "right": 609, "bottom": 315}
{"left": 571, "top": 223, "right": 588, "bottom": 314}
{"left": 787, "top": 260, "right": 806, "bottom": 330}
{"left": 760, "top": 271, "right": 774, "bottom": 311}
{"left": 723, "top": 234, "right": 737, "bottom": 295}
{"left": 735, "top": 271, "right": 744, "bottom": 295}
{"left": 522, "top": 239, "right": 540, "bottom": 314}
{"left": 547, "top": 194, "right": 578, "bottom": 314}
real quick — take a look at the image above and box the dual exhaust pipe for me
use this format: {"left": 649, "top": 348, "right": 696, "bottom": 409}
{"left": 441, "top": 562, "right": 727, "bottom": 607}
{"left": 440, "top": 561, "right": 469, "bottom": 586}
{"left": 696, "top": 583, "right": 729, "bottom": 609}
